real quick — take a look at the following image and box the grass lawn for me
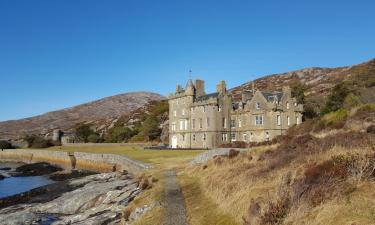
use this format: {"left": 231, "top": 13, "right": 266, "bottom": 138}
{"left": 48, "top": 145, "right": 205, "bottom": 169}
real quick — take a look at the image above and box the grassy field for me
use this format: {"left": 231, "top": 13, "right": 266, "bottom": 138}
{"left": 48, "top": 145, "right": 205, "bottom": 169}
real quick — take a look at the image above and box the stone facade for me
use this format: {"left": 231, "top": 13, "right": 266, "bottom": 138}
{"left": 168, "top": 79, "right": 303, "bottom": 149}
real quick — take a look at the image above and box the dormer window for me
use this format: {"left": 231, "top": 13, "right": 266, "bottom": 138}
{"left": 256, "top": 102, "right": 261, "bottom": 109}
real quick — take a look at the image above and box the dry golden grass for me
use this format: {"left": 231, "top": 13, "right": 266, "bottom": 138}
{"left": 185, "top": 141, "right": 375, "bottom": 225}
{"left": 123, "top": 171, "right": 165, "bottom": 225}
{"left": 178, "top": 174, "right": 239, "bottom": 225}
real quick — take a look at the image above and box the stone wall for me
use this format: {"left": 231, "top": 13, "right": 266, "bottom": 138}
{"left": 0, "top": 149, "right": 151, "bottom": 174}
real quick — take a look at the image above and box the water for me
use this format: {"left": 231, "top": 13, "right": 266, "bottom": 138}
{"left": 0, "top": 162, "right": 55, "bottom": 199}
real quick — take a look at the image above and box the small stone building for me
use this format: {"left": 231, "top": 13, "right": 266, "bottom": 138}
{"left": 168, "top": 79, "right": 303, "bottom": 148}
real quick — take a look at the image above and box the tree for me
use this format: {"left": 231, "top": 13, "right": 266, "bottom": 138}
{"left": 23, "top": 135, "right": 53, "bottom": 148}
{"left": 322, "top": 81, "right": 354, "bottom": 114}
{"left": 105, "top": 126, "right": 134, "bottom": 143}
{"left": 75, "top": 124, "right": 96, "bottom": 143}
{"left": 141, "top": 115, "right": 161, "bottom": 141}
{"left": 290, "top": 81, "right": 306, "bottom": 104}
{"left": 0, "top": 140, "right": 12, "bottom": 150}
{"left": 87, "top": 133, "right": 102, "bottom": 143}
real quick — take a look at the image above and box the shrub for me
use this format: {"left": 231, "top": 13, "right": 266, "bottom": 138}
{"left": 24, "top": 135, "right": 54, "bottom": 148}
{"left": 0, "top": 140, "right": 12, "bottom": 150}
{"left": 343, "top": 93, "right": 362, "bottom": 109}
{"left": 322, "top": 81, "right": 354, "bottom": 114}
{"left": 75, "top": 124, "right": 96, "bottom": 143}
{"left": 105, "top": 126, "right": 134, "bottom": 143}
{"left": 87, "top": 133, "right": 102, "bottom": 143}
{"left": 320, "top": 109, "right": 348, "bottom": 128}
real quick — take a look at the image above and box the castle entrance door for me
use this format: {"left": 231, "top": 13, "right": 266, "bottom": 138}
{"left": 172, "top": 135, "right": 177, "bottom": 148}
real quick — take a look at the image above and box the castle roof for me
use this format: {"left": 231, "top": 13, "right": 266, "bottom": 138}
{"left": 261, "top": 91, "right": 283, "bottom": 102}
{"left": 196, "top": 92, "right": 219, "bottom": 102}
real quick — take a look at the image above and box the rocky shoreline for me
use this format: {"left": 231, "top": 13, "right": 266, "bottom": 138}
{"left": 0, "top": 162, "right": 141, "bottom": 225}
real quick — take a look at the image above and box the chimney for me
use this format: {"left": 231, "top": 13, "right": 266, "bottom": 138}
{"left": 194, "top": 80, "right": 206, "bottom": 97}
{"left": 216, "top": 80, "right": 227, "bottom": 94}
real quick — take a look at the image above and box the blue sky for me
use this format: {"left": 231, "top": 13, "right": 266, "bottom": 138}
{"left": 0, "top": 0, "right": 374, "bottom": 121}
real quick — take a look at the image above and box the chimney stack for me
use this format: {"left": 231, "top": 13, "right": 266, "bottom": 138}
{"left": 216, "top": 80, "right": 227, "bottom": 94}
{"left": 194, "top": 80, "right": 206, "bottom": 97}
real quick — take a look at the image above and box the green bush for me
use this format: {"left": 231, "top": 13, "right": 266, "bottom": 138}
{"left": 24, "top": 135, "right": 54, "bottom": 148}
{"left": 75, "top": 124, "right": 96, "bottom": 143}
{"left": 104, "top": 126, "right": 134, "bottom": 143}
{"left": 0, "top": 140, "right": 12, "bottom": 150}
{"left": 321, "top": 109, "right": 348, "bottom": 127}
{"left": 343, "top": 93, "right": 362, "bottom": 109}
{"left": 87, "top": 133, "right": 102, "bottom": 143}
{"left": 322, "top": 81, "right": 354, "bottom": 114}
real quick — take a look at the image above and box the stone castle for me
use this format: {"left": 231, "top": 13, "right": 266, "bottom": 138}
{"left": 168, "top": 79, "right": 303, "bottom": 148}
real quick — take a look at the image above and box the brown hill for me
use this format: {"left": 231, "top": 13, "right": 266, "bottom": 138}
{"left": 0, "top": 92, "right": 165, "bottom": 140}
{"left": 230, "top": 58, "right": 375, "bottom": 99}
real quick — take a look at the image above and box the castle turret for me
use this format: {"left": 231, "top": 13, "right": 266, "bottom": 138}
{"left": 185, "top": 79, "right": 195, "bottom": 96}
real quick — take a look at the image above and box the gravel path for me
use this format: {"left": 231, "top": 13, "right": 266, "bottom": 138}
{"left": 163, "top": 170, "right": 188, "bottom": 225}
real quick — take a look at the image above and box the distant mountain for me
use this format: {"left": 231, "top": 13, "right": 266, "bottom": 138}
{"left": 0, "top": 92, "right": 165, "bottom": 140}
{"left": 231, "top": 58, "right": 375, "bottom": 99}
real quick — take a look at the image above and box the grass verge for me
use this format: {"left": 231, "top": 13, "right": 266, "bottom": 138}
{"left": 178, "top": 173, "right": 239, "bottom": 225}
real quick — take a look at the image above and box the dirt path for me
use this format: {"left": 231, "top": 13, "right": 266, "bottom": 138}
{"left": 163, "top": 170, "right": 188, "bottom": 225}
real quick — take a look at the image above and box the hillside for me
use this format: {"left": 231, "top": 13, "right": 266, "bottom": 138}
{"left": 0, "top": 92, "right": 164, "bottom": 140}
{"left": 231, "top": 58, "right": 375, "bottom": 99}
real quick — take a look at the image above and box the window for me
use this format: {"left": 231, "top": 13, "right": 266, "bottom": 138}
{"left": 231, "top": 133, "right": 236, "bottom": 141}
{"left": 256, "top": 102, "right": 261, "bottom": 109}
{"left": 192, "top": 119, "right": 196, "bottom": 129}
{"left": 182, "top": 109, "right": 185, "bottom": 116}
{"left": 199, "top": 118, "right": 203, "bottom": 129}
{"left": 265, "top": 131, "right": 270, "bottom": 141}
{"left": 203, "top": 107, "right": 206, "bottom": 112}
{"left": 277, "top": 115, "right": 281, "bottom": 126}
{"left": 171, "top": 123, "right": 176, "bottom": 131}
{"left": 287, "top": 116, "right": 290, "bottom": 126}
{"left": 243, "top": 133, "right": 247, "bottom": 141}
{"left": 185, "top": 120, "right": 188, "bottom": 130}
{"left": 250, "top": 132, "right": 254, "bottom": 142}
{"left": 230, "top": 119, "right": 236, "bottom": 128}
{"left": 174, "top": 110, "right": 177, "bottom": 117}
{"left": 286, "top": 102, "right": 290, "bottom": 109}
{"left": 192, "top": 134, "right": 196, "bottom": 141}
{"left": 296, "top": 116, "right": 300, "bottom": 125}
{"left": 182, "top": 134, "right": 185, "bottom": 141}
{"left": 222, "top": 133, "right": 228, "bottom": 142}
{"left": 294, "top": 102, "right": 297, "bottom": 106}
{"left": 203, "top": 133, "right": 206, "bottom": 141}
{"left": 191, "top": 108, "right": 194, "bottom": 113}
{"left": 179, "top": 120, "right": 184, "bottom": 130}
{"left": 218, "top": 106, "right": 222, "bottom": 112}
{"left": 238, "top": 119, "right": 242, "bottom": 128}
{"left": 206, "top": 118, "right": 210, "bottom": 127}
{"left": 255, "top": 115, "right": 264, "bottom": 125}
{"left": 223, "top": 118, "right": 227, "bottom": 128}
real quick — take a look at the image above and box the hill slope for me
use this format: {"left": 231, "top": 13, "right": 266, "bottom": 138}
{"left": 231, "top": 58, "right": 375, "bottom": 99}
{"left": 0, "top": 92, "right": 164, "bottom": 140}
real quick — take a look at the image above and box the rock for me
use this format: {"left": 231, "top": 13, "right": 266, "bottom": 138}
{"left": 15, "top": 162, "right": 63, "bottom": 177}
{"left": 0, "top": 172, "right": 141, "bottom": 225}
{"left": 0, "top": 167, "right": 11, "bottom": 171}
